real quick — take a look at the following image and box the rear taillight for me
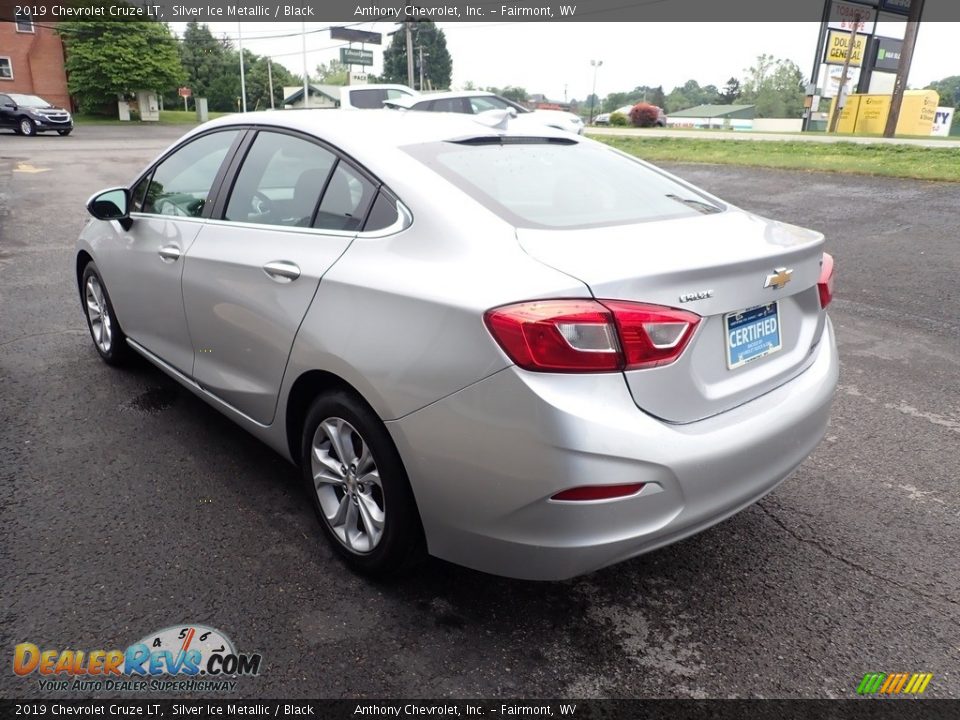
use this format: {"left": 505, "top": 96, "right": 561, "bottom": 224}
{"left": 484, "top": 299, "right": 700, "bottom": 373}
{"left": 818, "top": 252, "right": 835, "bottom": 309}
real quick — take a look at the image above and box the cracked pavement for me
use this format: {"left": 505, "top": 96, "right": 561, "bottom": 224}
{"left": 1, "top": 126, "right": 958, "bottom": 699}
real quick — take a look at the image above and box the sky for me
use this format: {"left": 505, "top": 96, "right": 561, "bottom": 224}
{"left": 180, "top": 22, "right": 960, "bottom": 101}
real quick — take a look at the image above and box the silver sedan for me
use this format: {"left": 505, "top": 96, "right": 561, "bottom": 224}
{"left": 76, "top": 110, "right": 837, "bottom": 580}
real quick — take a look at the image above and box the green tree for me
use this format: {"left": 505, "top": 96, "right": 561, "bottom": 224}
{"left": 380, "top": 21, "right": 452, "bottom": 90}
{"left": 739, "top": 54, "right": 805, "bottom": 118}
{"left": 246, "top": 53, "right": 297, "bottom": 110}
{"left": 58, "top": 14, "right": 185, "bottom": 114}
{"left": 926, "top": 76, "right": 960, "bottom": 107}
{"left": 316, "top": 60, "right": 349, "bottom": 86}
{"left": 719, "top": 77, "right": 742, "bottom": 104}
{"left": 664, "top": 80, "right": 719, "bottom": 113}
{"left": 179, "top": 22, "right": 228, "bottom": 100}
{"left": 486, "top": 86, "right": 528, "bottom": 103}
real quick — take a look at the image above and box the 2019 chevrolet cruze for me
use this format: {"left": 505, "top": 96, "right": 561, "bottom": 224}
{"left": 76, "top": 110, "right": 837, "bottom": 580}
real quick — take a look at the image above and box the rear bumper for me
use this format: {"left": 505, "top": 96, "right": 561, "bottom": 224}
{"left": 388, "top": 319, "right": 838, "bottom": 580}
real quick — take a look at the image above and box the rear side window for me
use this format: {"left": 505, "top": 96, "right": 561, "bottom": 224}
{"left": 404, "top": 140, "right": 723, "bottom": 229}
{"left": 225, "top": 131, "right": 336, "bottom": 227}
{"left": 363, "top": 191, "right": 400, "bottom": 232}
{"left": 143, "top": 130, "right": 239, "bottom": 217}
{"left": 314, "top": 162, "right": 375, "bottom": 232}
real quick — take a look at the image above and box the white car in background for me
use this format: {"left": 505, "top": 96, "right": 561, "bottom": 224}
{"left": 386, "top": 90, "right": 585, "bottom": 135}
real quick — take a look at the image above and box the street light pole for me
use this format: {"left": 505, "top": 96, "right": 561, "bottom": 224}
{"left": 589, "top": 59, "right": 603, "bottom": 124}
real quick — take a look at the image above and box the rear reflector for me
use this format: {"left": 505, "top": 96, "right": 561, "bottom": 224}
{"left": 551, "top": 483, "right": 646, "bottom": 502}
{"left": 484, "top": 300, "right": 700, "bottom": 373}
{"left": 818, "top": 252, "right": 835, "bottom": 309}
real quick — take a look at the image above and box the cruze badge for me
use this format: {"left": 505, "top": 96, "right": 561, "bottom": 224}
{"left": 679, "top": 290, "right": 713, "bottom": 303}
{"left": 764, "top": 268, "right": 793, "bottom": 290}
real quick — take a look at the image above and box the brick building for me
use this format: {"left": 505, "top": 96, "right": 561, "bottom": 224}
{"left": 0, "top": 18, "right": 71, "bottom": 109}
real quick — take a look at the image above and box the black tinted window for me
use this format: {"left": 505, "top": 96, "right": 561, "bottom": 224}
{"left": 350, "top": 89, "right": 387, "bottom": 109}
{"left": 363, "top": 191, "right": 400, "bottom": 232}
{"left": 314, "top": 162, "right": 375, "bottom": 232}
{"left": 431, "top": 98, "right": 467, "bottom": 113}
{"left": 225, "top": 131, "right": 336, "bottom": 227}
{"left": 143, "top": 131, "right": 239, "bottom": 217}
{"left": 405, "top": 140, "right": 723, "bottom": 230}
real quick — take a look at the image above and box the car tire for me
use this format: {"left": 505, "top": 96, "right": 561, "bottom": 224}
{"left": 301, "top": 390, "right": 425, "bottom": 577}
{"left": 58, "top": 129, "right": 72, "bottom": 136}
{"left": 18, "top": 117, "right": 36, "bottom": 137}
{"left": 80, "top": 262, "right": 132, "bottom": 366}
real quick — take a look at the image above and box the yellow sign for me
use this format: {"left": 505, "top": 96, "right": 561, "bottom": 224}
{"left": 825, "top": 30, "right": 867, "bottom": 67}
{"left": 829, "top": 90, "right": 941, "bottom": 136}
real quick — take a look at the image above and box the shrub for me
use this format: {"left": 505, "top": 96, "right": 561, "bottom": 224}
{"left": 629, "top": 103, "right": 662, "bottom": 128}
{"left": 609, "top": 111, "right": 629, "bottom": 127}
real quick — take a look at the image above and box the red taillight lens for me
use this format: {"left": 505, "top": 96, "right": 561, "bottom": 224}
{"left": 818, "top": 252, "right": 835, "bottom": 309}
{"left": 484, "top": 299, "right": 700, "bottom": 373}
{"left": 551, "top": 483, "right": 646, "bottom": 502}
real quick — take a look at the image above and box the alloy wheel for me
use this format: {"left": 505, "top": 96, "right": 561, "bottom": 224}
{"left": 84, "top": 275, "right": 112, "bottom": 353}
{"left": 310, "top": 417, "right": 385, "bottom": 554}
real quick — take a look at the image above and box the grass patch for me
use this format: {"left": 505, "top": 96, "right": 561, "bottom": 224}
{"left": 74, "top": 110, "right": 228, "bottom": 126}
{"left": 596, "top": 136, "right": 960, "bottom": 182}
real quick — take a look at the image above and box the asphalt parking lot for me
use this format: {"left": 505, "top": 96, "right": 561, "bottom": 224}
{"left": 1, "top": 125, "right": 958, "bottom": 699}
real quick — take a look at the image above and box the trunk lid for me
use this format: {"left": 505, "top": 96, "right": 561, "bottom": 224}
{"left": 516, "top": 209, "right": 828, "bottom": 423}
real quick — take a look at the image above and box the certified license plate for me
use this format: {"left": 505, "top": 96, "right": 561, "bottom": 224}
{"left": 725, "top": 302, "right": 782, "bottom": 370}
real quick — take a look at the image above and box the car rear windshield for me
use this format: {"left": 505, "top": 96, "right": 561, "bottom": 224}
{"left": 403, "top": 138, "right": 723, "bottom": 229}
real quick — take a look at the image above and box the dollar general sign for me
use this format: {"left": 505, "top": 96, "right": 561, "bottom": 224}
{"left": 825, "top": 30, "right": 867, "bottom": 67}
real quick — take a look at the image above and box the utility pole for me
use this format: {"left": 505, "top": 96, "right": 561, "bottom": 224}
{"left": 883, "top": 0, "right": 925, "bottom": 138}
{"left": 417, "top": 45, "right": 429, "bottom": 92}
{"left": 237, "top": 23, "right": 247, "bottom": 112}
{"left": 589, "top": 59, "right": 603, "bottom": 124}
{"left": 828, "top": 16, "right": 862, "bottom": 133}
{"left": 405, "top": 21, "right": 415, "bottom": 89}
{"left": 302, "top": 22, "right": 310, "bottom": 109}
{"left": 267, "top": 58, "right": 275, "bottom": 110}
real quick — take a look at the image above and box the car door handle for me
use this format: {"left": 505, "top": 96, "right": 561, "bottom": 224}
{"left": 262, "top": 260, "right": 301, "bottom": 283}
{"left": 158, "top": 245, "right": 181, "bottom": 263}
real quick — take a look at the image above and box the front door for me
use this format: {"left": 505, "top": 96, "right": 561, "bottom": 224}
{"left": 98, "top": 129, "right": 241, "bottom": 373}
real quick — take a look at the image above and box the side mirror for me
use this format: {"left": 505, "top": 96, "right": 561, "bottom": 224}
{"left": 86, "top": 187, "right": 131, "bottom": 228}
{"left": 1, "top": 102, "right": 15, "bottom": 110}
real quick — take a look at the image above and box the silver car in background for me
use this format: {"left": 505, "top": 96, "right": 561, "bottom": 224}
{"left": 76, "top": 110, "right": 837, "bottom": 580}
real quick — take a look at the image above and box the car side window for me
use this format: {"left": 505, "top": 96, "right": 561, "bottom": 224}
{"left": 350, "top": 89, "right": 387, "bottom": 109}
{"left": 314, "top": 161, "right": 375, "bottom": 232}
{"left": 0, "top": 94, "right": 11, "bottom": 106}
{"left": 431, "top": 98, "right": 468, "bottom": 113}
{"left": 469, "top": 96, "right": 511, "bottom": 113}
{"left": 363, "top": 190, "right": 400, "bottom": 232}
{"left": 225, "top": 131, "right": 336, "bottom": 227}
{"left": 130, "top": 173, "right": 152, "bottom": 213}
{"left": 142, "top": 130, "right": 239, "bottom": 217}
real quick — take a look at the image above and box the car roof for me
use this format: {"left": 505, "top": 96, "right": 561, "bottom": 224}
{"left": 195, "top": 108, "right": 574, "bottom": 154}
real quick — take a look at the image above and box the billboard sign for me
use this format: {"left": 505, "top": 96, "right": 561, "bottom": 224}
{"left": 880, "top": 0, "right": 912, "bottom": 15}
{"left": 340, "top": 48, "right": 374, "bottom": 66}
{"left": 330, "top": 27, "right": 382, "bottom": 44}
{"left": 828, "top": 1, "right": 877, "bottom": 31}
{"left": 931, "top": 107, "right": 955, "bottom": 137}
{"left": 825, "top": 29, "right": 868, "bottom": 66}
{"left": 873, "top": 36, "right": 904, "bottom": 72}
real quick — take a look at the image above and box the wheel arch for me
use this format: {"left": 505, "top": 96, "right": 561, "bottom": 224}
{"left": 76, "top": 250, "right": 94, "bottom": 298}
{"left": 285, "top": 369, "right": 380, "bottom": 465}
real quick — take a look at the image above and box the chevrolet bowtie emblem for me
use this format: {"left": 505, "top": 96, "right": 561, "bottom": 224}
{"left": 764, "top": 268, "right": 793, "bottom": 290}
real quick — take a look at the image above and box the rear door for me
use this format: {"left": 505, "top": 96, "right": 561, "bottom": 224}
{"left": 181, "top": 128, "right": 377, "bottom": 425}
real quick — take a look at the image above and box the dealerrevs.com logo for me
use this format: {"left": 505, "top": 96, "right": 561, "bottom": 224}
{"left": 13, "top": 625, "right": 262, "bottom": 692}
